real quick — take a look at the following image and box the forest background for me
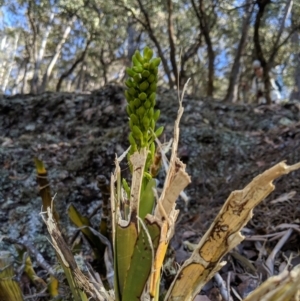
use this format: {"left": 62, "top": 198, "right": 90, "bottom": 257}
{"left": 0, "top": 0, "right": 299, "bottom": 103}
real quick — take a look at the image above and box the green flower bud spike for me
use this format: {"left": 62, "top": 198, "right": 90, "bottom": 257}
{"left": 153, "top": 109, "right": 160, "bottom": 122}
{"left": 130, "top": 114, "right": 139, "bottom": 126}
{"left": 125, "top": 79, "right": 134, "bottom": 88}
{"left": 139, "top": 81, "right": 149, "bottom": 92}
{"left": 135, "top": 50, "right": 144, "bottom": 64}
{"left": 132, "top": 54, "right": 142, "bottom": 67}
{"left": 147, "top": 74, "right": 156, "bottom": 83}
{"left": 139, "top": 92, "right": 147, "bottom": 101}
{"left": 126, "top": 105, "right": 132, "bottom": 116}
{"left": 133, "top": 74, "right": 142, "bottom": 83}
{"left": 129, "top": 102, "right": 135, "bottom": 114}
{"left": 137, "top": 106, "right": 145, "bottom": 118}
{"left": 144, "top": 46, "right": 154, "bottom": 61}
{"left": 125, "top": 46, "right": 162, "bottom": 147}
{"left": 124, "top": 46, "right": 163, "bottom": 218}
{"left": 128, "top": 87, "right": 137, "bottom": 97}
{"left": 144, "top": 99, "right": 152, "bottom": 109}
{"left": 133, "top": 98, "right": 141, "bottom": 108}
{"left": 154, "top": 126, "right": 164, "bottom": 138}
{"left": 126, "top": 67, "right": 136, "bottom": 77}
{"left": 133, "top": 66, "right": 144, "bottom": 73}
{"left": 142, "top": 70, "right": 150, "bottom": 78}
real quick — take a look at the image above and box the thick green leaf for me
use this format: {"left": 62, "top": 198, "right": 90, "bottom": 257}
{"left": 115, "top": 222, "right": 138, "bottom": 296}
{"left": 144, "top": 217, "right": 161, "bottom": 254}
{"left": 139, "top": 178, "right": 156, "bottom": 219}
{"left": 122, "top": 220, "right": 154, "bottom": 300}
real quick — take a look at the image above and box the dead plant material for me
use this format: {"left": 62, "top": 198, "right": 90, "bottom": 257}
{"left": 0, "top": 251, "right": 24, "bottom": 301}
{"left": 243, "top": 264, "right": 300, "bottom": 301}
{"left": 41, "top": 206, "right": 113, "bottom": 301}
{"left": 165, "top": 161, "right": 300, "bottom": 301}
{"left": 154, "top": 85, "right": 191, "bottom": 221}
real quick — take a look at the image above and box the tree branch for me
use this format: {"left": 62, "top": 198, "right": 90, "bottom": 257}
{"left": 167, "top": 0, "right": 178, "bottom": 82}
{"left": 56, "top": 37, "right": 92, "bottom": 91}
{"left": 115, "top": 0, "right": 174, "bottom": 86}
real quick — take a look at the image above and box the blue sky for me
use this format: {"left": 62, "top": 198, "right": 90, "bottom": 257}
{"left": 1, "top": 2, "right": 28, "bottom": 29}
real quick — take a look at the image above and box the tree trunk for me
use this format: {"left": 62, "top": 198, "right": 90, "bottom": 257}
{"left": 180, "top": 34, "right": 202, "bottom": 89}
{"left": 82, "top": 64, "right": 88, "bottom": 91}
{"left": 76, "top": 62, "right": 85, "bottom": 91}
{"left": 253, "top": 0, "right": 272, "bottom": 104}
{"left": 254, "top": 0, "right": 293, "bottom": 104}
{"left": 39, "top": 16, "right": 75, "bottom": 93}
{"left": 31, "top": 12, "right": 55, "bottom": 94}
{"left": 2, "top": 34, "right": 20, "bottom": 93}
{"left": 128, "top": 0, "right": 175, "bottom": 87}
{"left": 191, "top": 0, "right": 216, "bottom": 96}
{"left": 56, "top": 38, "right": 91, "bottom": 91}
{"left": 167, "top": 0, "right": 178, "bottom": 84}
{"left": 0, "top": 36, "right": 8, "bottom": 87}
{"left": 27, "top": 2, "right": 39, "bottom": 94}
{"left": 272, "top": 0, "right": 293, "bottom": 56}
{"left": 12, "top": 60, "right": 26, "bottom": 95}
{"left": 206, "top": 42, "right": 214, "bottom": 96}
{"left": 224, "top": 0, "right": 254, "bottom": 103}
{"left": 290, "top": 8, "right": 300, "bottom": 101}
{"left": 99, "top": 48, "right": 108, "bottom": 85}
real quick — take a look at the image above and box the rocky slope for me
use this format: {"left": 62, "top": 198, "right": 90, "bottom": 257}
{"left": 1, "top": 84, "right": 300, "bottom": 299}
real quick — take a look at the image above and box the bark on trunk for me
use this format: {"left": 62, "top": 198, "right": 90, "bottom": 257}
{"left": 0, "top": 36, "right": 8, "bottom": 87}
{"left": 273, "top": 0, "right": 293, "bottom": 54}
{"left": 224, "top": 0, "right": 254, "bottom": 103}
{"left": 99, "top": 48, "right": 108, "bottom": 85}
{"left": 39, "top": 16, "right": 75, "bottom": 93}
{"left": 253, "top": 0, "right": 272, "bottom": 104}
{"left": 290, "top": 8, "right": 300, "bottom": 101}
{"left": 206, "top": 43, "right": 214, "bottom": 97}
{"left": 167, "top": 0, "right": 178, "bottom": 83}
{"left": 76, "top": 62, "right": 85, "bottom": 91}
{"left": 27, "top": 2, "right": 38, "bottom": 94}
{"left": 191, "top": 0, "right": 216, "bottom": 96}
{"left": 31, "top": 12, "right": 55, "bottom": 94}
{"left": 2, "top": 34, "right": 20, "bottom": 93}
{"left": 254, "top": 0, "right": 293, "bottom": 104}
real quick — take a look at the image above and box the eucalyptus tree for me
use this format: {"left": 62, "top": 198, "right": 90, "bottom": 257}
{"left": 0, "top": 28, "right": 21, "bottom": 94}
{"left": 252, "top": 0, "right": 298, "bottom": 103}
{"left": 224, "top": 0, "right": 255, "bottom": 103}
{"left": 0, "top": 0, "right": 299, "bottom": 99}
{"left": 115, "top": 0, "right": 202, "bottom": 90}
{"left": 289, "top": 4, "right": 300, "bottom": 101}
{"left": 56, "top": 0, "right": 129, "bottom": 91}
{"left": 190, "top": 0, "right": 218, "bottom": 96}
